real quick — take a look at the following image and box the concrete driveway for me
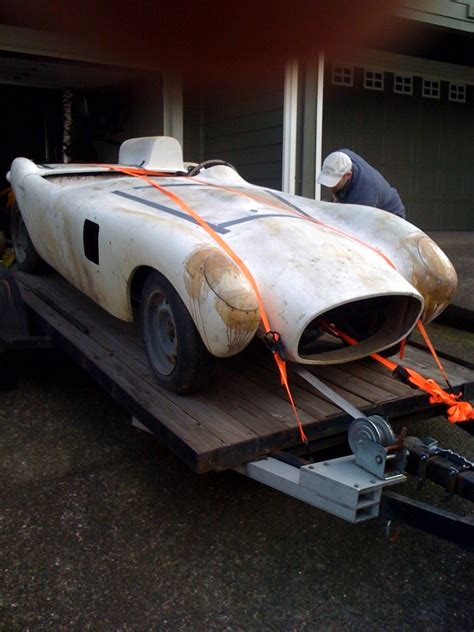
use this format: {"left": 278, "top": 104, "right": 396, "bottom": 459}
{"left": 1, "top": 323, "right": 473, "bottom": 631}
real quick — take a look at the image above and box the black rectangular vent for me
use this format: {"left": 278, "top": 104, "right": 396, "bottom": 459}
{"left": 83, "top": 220, "right": 100, "bottom": 264}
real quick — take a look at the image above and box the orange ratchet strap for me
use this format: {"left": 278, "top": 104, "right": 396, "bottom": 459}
{"left": 323, "top": 322, "right": 474, "bottom": 424}
{"left": 101, "top": 165, "right": 309, "bottom": 444}
{"left": 191, "top": 177, "right": 397, "bottom": 271}
{"left": 416, "top": 320, "right": 455, "bottom": 393}
{"left": 100, "top": 165, "right": 471, "bottom": 428}
{"left": 189, "top": 177, "right": 471, "bottom": 423}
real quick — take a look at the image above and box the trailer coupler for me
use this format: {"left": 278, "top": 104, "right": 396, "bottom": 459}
{"left": 405, "top": 436, "right": 474, "bottom": 502}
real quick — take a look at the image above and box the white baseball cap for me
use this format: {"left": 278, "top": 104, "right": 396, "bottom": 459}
{"left": 317, "top": 151, "right": 352, "bottom": 187}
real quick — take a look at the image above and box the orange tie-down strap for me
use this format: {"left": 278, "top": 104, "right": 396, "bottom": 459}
{"left": 100, "top": 165, "right": 309, "bottom": 443}
{"left": 191, "top": 176, "right": 398, "bottom": 271}
{"left": 203, "top": 181, "right": 471, "bottom": 422}
{"left": 323, "top": 322, "right": 474, "bottom": 424}
{"left": 100, "top": 165, "right": 472, "bottom": 427}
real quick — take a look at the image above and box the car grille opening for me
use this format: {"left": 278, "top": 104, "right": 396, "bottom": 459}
{"left": 298, "top": 295, "right": 422, "bottom": 363}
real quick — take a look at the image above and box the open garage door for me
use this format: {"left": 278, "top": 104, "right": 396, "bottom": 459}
{"left": 0, "top": 50, "right": 166, "bottom": 244}
{"left": 0, "top": 51, "right": 166, "bottom": 188}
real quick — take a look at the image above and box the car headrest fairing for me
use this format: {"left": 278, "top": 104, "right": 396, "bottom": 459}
{"left": 118, "top": 136, "right": 186, "bottom": 173}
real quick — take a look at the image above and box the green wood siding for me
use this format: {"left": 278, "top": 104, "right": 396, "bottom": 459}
{"left": 184, "top": 75, "right": 284, "bottom": 189}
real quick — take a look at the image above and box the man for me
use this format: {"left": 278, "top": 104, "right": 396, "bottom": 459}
{"left": 317, "top": 149, "right": 406, "bottom": 219}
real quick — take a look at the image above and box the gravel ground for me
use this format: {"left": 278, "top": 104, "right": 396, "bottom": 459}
{"left": 1, "top": 325, "right": 473, "bottom": 631}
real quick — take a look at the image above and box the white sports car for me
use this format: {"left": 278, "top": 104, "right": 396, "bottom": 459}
{"left": 8, "top": 136, "right": 457, "bottom": 393}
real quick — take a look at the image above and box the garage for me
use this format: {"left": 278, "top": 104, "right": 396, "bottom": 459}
{"left": 323, "top": 52, "right": 474, "bottom": 230}
{"left": 0, "top": 49, "right": 171, "bottom": 197}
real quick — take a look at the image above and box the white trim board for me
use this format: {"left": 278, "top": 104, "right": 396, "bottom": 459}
{"left": 282, "top": 61, "right": 298, "bottom": 194}
{"left": 396, "top": 1, "right": 474, "bottom": 32}
{"left": 0, "top": 25, "right": 160, "bottom": 70}
{"left": 314, "top": 53, "right": 325, "bottom": 202}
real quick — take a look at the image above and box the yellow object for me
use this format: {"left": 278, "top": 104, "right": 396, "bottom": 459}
{"left": 0, "top": 248, "right": 15, "bottom": 268}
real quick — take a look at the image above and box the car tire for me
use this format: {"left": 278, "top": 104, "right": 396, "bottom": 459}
{"left": 10, "top": 204, "right": 44, "bottom": 273}
{"left": 140, "top": 271, "right": 215, "bottom": 394}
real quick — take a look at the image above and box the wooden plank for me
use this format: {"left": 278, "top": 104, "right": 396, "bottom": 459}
{"left": 16, "top": 273, "right": 314, "bottom": 441}
{"left": 235, "top": 363, "right": 341, "bottom": 418}
{"left": 226, "top": 357, "right": 350, "bottom": 418}
{"left": 22, "top": 284, "right": 265, "bottom": 448}
{"left": 16, "top": 273, "right": 333, "bottom": 465}
{"left": 237, "top": 162, "right": 283, "bottom": 181}
{"left": 19, "top": 287, "right": 224, "bottom": 470}
{"left": 324, "top": 360, "right": 414, "bottom": 398}
{"left": 15, "top": 273, "right": 355, "bottom": 462}
{"left": 204, "top": 89, "right": 284, "bottom": 120}
{"left": 402, "top": 345, "right": 474, "bottom": 386}
{"left": 357, "top": 349, "right": 472, "bottom": 394}
{"left": 252, "top": 178, "right": 282, "bottom": 190}
{"left": 309, "top": 365, "right": 398, "bottom": 404}
{"left": 17, "top": 281, "right": 250, "bottom": 445}
{"left": 297, "top": 369, "right": 377, "bottom": 408}
{"left": 211, "top": 145, "right": 282, "bottom": 167}
{"left": 408, "top": 339, "right": 474, "bottom": 371}
{"left": 230, "top": 346, "right": 373, "bottom": 411}
{"left": 18, "top": 272, "right": 344, "bottom": 430}
{"left": 206, "top": 127, "right": 283, "bottom": 153}
{"left": 14, "top": 271, "right": 474, "bottom": 473}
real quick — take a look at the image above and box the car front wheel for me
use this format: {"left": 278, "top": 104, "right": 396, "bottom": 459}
{"left": 140, "top": 271, "right": 215, "bottom": 394}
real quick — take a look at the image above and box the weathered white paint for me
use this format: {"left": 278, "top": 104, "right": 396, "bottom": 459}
{"left": 282, "top": 61, "right": 298, "bottom": 194}
{"left": 9, "top": 136, "right": 457, "bottom": 365}
{"left": 119, "top": 136, "right": 185, "bottom": 171}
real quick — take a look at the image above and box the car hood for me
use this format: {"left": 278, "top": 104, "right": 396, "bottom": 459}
{"left": 93, "top": 168, "right": 423, "bottom": 363}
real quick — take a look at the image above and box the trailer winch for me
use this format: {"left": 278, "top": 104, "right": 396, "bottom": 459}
{"left": 236, "top": 368, "right": 409, "bottom": 523}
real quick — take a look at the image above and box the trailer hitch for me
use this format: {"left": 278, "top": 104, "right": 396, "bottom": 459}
{"left": 237, "top": 366, "right": 473, "bottom": 546}
{"left": 405, "top": 436, "right": 474, "bottom": 502}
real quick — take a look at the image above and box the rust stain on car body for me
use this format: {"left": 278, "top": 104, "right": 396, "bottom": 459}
{"left": 406, "top": 235, "right": 457, "bottom": 322}
{"left": 184, "top": 247, "right": 213, "bottom": 300}
{"left": 184, "top": 247, "right": 260, "bottom": 354}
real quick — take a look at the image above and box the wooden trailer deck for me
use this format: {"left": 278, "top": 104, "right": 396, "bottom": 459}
{"left": 14, "top": 271, "right": 474, "bottom": 473}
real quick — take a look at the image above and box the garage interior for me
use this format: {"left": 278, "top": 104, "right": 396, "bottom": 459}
{"left": 0, "top": 51, "right": 164, "bottom": 189}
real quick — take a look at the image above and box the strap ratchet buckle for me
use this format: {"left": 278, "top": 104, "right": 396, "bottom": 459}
{"left": 263, "top": 331, "right": 285, "bottom": 358}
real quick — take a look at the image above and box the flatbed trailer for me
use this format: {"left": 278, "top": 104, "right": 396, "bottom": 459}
{"left": 3, "top": 269, "right": 474, "bottom": 543}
